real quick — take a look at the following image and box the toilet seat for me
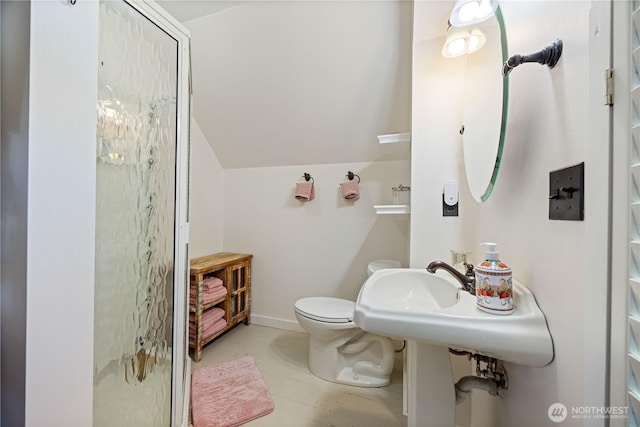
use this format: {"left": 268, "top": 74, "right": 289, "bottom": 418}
{"left": 294, "top": 297, "right": 354, "bottom": 323}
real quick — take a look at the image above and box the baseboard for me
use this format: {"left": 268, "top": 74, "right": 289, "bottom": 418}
{"left": 251, "top": 314, "right": 304, "bottom": 333}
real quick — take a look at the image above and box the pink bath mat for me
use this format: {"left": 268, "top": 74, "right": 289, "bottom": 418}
{"left": 191, "top": 356, "right": 274, "bottom": 427}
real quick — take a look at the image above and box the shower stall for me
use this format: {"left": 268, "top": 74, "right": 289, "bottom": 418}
{"left": 92, "top": 1, "right": 190, "bottom": 425}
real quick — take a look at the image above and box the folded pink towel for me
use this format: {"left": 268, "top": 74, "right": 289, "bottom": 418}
{"left": 190, "top": 310, "right": 225, "bottom": 336}
{"left": 203, "top": 318, "right": 227, "bottom": 339}
{"left": 190, "top": 283, "right": 224, "bottom": 296}
{"left": 295, "top": 182, "right": 315, "bottom": 201}
{"left": 189, "top": 307, "right": 224, "bottom": 326}
{"left": 202, "top": 276, "right": 223, "bottom": 292}
{"left": 190, "top": 286, "right": 227, "bottom": 305}
{"left": 190, "top": 318, "right": 227, "bottom": 340}
{"left": 340, "top": 180, "right": 360, "bottom": 200}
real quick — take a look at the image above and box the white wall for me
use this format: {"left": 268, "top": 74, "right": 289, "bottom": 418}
{"left": 411, "top": 17, "right": 479, "bottom": 427}
{"left": 223, "top": 160, "right": 410, "bottom": 329}
{"left": 189, "top": 119, "right": 224, "bottom": 257}
{"left": 184, "top": 0, "right": 414, "bottom": 331}
{"left": 410, "top": 35, "right": 477, "bottom": 267}
{"left": 26, "top": 1, "right": 98, "bottom": 425}
{"left": 185, "top": 0, "right": 413, "bottom": 169}
{"left": 2, "top": 3, "right": 98, "bottom": 425}
{"left": 411, "top": 1, "right": 610, "bottom": 426}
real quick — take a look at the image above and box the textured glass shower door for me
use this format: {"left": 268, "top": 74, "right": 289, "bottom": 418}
{"left": 93, "top": 1, "right": 182, "bottom": 425}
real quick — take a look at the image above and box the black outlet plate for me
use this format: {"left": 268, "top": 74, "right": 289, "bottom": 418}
{"left": 549, "top": 162, "right": 584, "bottom": 221}
{"left": 443, "top": 195, "right": 458, "bottom": 217}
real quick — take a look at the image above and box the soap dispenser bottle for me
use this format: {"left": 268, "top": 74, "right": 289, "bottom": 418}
{"left": 475, "top": 243, "right": 513, "bottom": 315}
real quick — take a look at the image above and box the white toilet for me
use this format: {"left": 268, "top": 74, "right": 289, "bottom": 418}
{"left": 294, "top": 259, "right": 401, "bottom": 387}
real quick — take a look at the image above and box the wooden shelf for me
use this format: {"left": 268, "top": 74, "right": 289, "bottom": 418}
{"left": 189, "top": 296, "right": 226, "bottom": 313}
{"left": 189, "top": 252, "right": 253, "bottom": 362}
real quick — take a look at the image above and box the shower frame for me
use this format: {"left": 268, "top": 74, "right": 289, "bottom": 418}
{"left": 95, "top": 1, "right": 192, "bottom": 425}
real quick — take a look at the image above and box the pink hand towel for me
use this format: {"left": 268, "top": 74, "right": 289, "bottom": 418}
{"left": 295, "top": 182, "right": 315, "bottom": 201}
{"left": 340, "top": 180, "right": 360, "bottom": 200}
{"left": 202, "top": 276, "right": 223, "bottom": 292}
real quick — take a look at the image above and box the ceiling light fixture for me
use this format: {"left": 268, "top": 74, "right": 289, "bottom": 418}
{"left": 449, "top": 0, "right": 497, "bottom": 27}
{"left": 441, "top": 26, "right": 487, "bottom": 58}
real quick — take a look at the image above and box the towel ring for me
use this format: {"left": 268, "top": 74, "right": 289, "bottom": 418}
{"left": 302, "top": 173, "right": 314, "bottom": 183}
{"left": 347, "top": 171, "right": 360, "bottom": 183}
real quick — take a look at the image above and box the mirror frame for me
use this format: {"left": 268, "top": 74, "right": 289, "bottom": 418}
{"left": 476, "top": 4, "right": 509, "bottom": 202}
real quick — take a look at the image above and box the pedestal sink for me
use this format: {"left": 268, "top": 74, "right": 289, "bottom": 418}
{"left": 353, "top": 268, "right": 554, "bottom": 426}
{"left": 354, "top": 268, "right": 553, "bottom": 366}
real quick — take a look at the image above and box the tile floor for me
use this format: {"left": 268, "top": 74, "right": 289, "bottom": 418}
{"left": 191, "top": 324, "right": 405, "bottom": 427}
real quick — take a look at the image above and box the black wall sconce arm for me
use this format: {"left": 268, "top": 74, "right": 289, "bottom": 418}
{"left": 502, "top": 39, "right": 563, "bottom": 76}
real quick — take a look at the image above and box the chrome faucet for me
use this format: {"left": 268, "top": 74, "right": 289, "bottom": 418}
{"left": 426, "top": 261, "right": 476, "bottom": 295}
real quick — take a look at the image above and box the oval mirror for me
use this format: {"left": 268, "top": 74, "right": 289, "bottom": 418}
{"left": 462, "top": 4, "right": 509, "bottom": 202}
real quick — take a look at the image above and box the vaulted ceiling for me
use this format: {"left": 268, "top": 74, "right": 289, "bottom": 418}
{"left": 157, "top": 0, "right": 242, "bottom": 22}
{"left": 158, "top": 0, "right": 451, "bottom": 169}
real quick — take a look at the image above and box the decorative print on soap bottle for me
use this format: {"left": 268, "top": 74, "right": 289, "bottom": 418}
{"left": 475, "top": 260, "right": 513, "bottom": 315}
{"left": 476, "top": 262, "right": 513, "bottom": 314}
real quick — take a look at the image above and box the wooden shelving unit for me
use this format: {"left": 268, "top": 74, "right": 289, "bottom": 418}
{"left": 189, "top": 252, "right": 252, "bottom": 361}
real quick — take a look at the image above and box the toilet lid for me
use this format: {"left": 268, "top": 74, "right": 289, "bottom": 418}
{"left": 295, "top": 297, "right": 354, "bottom": 323}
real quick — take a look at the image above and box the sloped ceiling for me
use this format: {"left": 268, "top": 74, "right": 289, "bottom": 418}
{"left": 157, "top": 0, "right": 243, "bottom": 22}
{"left": 159, "top": 0, "right": 451, "bottom": 169}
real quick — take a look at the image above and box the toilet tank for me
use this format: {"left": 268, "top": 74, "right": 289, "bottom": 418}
{"left": 367, "top": 259, "right": 401, "bottom": 276}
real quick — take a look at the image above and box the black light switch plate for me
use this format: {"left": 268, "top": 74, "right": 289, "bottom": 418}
{"left": 549, "top": 162, "right": 584, "bottom": 221}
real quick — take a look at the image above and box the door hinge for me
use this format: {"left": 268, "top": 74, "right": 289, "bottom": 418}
{"left": 604, "top": 68, "right": 614, "bottom": 106}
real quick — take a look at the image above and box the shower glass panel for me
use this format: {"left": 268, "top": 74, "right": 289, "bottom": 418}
{"left": 93, "top": 1, "right": 178, "bottom": 425}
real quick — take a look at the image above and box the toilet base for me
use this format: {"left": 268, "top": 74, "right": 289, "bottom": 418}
{"left": 336, "top": 367, "right": 390, "bottom": 387}
{"left": 309, "top": 363, "right": 391, "bottom": 387}
{"left": 307, "top": 331, "right": 395, "bottom": 388}
{"left": 295, "top": 297, "right": 396, "bottom": 388}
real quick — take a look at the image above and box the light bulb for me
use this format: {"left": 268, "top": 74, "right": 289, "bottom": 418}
{"left": 449, "top": 0, "right": 497, "bottom": 27}
{"left": 442, "top": 26, "right": 486, "bottom": 58}
{"left": 441, "top": 27, "right": 470, "bottom": 58}
{"left": 448, "top": 38, "right": 467, "bottom": 56}
{"left": 468, "top": 36, "right": 480, "bottom": 52}
{"left": 457, "top": 2, "right": 479, "bottom": 24}
{"left": 477, "top": 0, "right": 494, "bottom": 20}
{"left": 467, "top": 28, "right": 486, "bottom": 54}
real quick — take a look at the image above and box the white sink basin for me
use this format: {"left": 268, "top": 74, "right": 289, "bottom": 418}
{"left": 354, "top": 268, "right": 554, "bottom": 367}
